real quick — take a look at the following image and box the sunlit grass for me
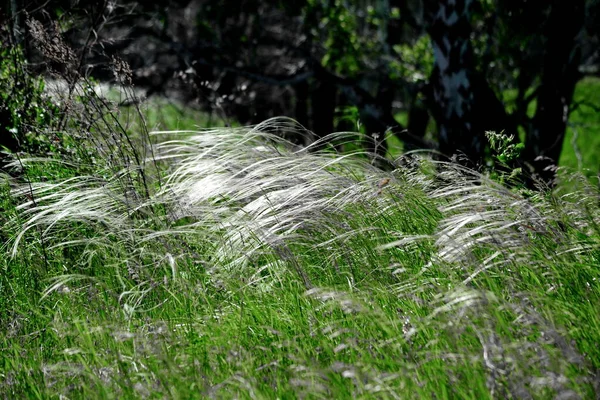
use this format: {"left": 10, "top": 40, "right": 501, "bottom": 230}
{"left": 561, "top": 77, "right": 600, "bottom": 178}
{"left": 1, "top": 115, "right": 599, "bottom": 398}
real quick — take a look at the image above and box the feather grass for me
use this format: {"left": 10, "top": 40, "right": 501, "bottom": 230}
{"left": 3, "top": 117, "right": 600, "bottom": 398}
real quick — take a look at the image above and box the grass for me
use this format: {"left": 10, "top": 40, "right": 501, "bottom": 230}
{"left": 561, "top": 77, "right": 600, "bottom": 179}
{"left": 1, "top": 100, "right": 599, "bottom": 398}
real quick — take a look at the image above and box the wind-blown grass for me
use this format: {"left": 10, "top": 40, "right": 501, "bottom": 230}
{"left": 1, "top": 118, "right": 599, "bottom": 398}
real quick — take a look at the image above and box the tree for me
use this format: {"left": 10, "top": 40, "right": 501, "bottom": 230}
{"left": 420, "top": 0, "right": 591, "bottom": 185}
{"left": 4, "top": 0, "right": 598, "bottom": 186}
{"left": 423, "top": 0, "right": 487, "bottom": 166}
{"left": 519, "top": 0, "right": 585, "bottom": 184}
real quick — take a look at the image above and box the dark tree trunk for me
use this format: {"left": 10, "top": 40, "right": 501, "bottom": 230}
{"left": 407, "top": 94, "right": 429, "bottom": 141}
{"left": 295, "top": 80, "right": 309, "bottom": 130}
{"left": 521, "top": 0, "right": 584, "bottom": 186}
{"left": 310, "top": 79, "right": 336, "bottom": 138}
{"left": 293, "top": 80, "right": 313, "bottom": 146}
{"left": 360, "top": 75, "right": 395, "bottom": 159}
{"left": 424, "top": 0, "right": 517, "bottom": 168}
{"left": 424, "top": 0, "right": 483, "bottom": 166}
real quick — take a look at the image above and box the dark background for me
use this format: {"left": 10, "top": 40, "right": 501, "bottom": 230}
{"left": 2, "top": 0, "right": 600, "bottom": 186}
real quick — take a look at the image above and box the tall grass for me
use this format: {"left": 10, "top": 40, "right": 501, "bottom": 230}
{"left": 1, "top": 117, "right": 599, "bottom": 398}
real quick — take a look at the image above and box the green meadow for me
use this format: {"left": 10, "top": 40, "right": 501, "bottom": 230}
{"left": 1, "top": 77, "right": 599, "bottom": 399}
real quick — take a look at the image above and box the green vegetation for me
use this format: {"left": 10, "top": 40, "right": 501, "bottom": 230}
{"left": 561, "top": 77, "right": 600, "bottom": 179}
{"left": 0, "top": 47, "right": 60, "bottom": 156}
{"left": 1, "top": 83, "right": 599, "bottom": 397}
{"left": 0, "top": 31, "right": 599, "bottom": 396}
{"left": 501, "top": 76, "right": 600, "bottom": 178}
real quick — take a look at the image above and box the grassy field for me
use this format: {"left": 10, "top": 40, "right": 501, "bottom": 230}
{"left": 561, "top": 77, "right": 600, "bottom": 179}
{"left": 1, "top": 80, "right": 600, "bottom": 399}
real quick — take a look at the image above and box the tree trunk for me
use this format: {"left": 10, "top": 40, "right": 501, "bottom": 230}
{"left": 424, "top": 0, "right": 483, "bottom": 166}
{"left": 295, "top": 80, "right": 309, "bottom": 129}
{"left": 424, "top": 0, "right": 518, "bottom": 169}
{"left": 407, "top": 93, "right": 429, "bottom": 141}
{"left": 521, "top": 0, "right": 584, "bottom": 187}
{"left": 310, "top": 78, "right": 336, "bottom": 139}
{"left": 360, "top": 75, "right": 394, "bottom": 159}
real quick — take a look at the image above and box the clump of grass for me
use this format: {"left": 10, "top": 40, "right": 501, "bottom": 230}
{"left": 2, "top": 117, "right": 599, "bottom": 398}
